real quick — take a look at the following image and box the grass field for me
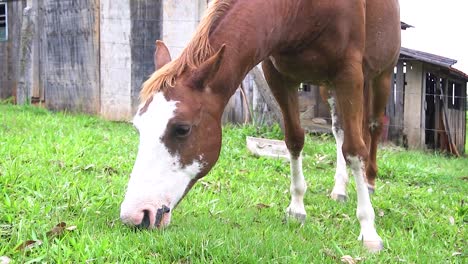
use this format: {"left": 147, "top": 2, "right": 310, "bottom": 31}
{"left": 0, "top": 104, "right": 467, "bottom": 263}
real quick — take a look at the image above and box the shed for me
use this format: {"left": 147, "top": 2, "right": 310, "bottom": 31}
{"left": 394, "top": 47, "right": 467, "bottom": 155}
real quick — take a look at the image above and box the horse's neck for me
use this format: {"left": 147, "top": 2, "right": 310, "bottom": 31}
{"left": 207, "top": 1, "right": 284, "bottom": 106}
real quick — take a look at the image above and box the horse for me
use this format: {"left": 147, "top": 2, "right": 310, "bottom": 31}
{"left": 119, "top": 0, "right": 401, "bottom": 252}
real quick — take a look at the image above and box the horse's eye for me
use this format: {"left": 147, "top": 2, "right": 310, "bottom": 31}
{"left": 173, "top": 124, "right": 192, "bottom": 138}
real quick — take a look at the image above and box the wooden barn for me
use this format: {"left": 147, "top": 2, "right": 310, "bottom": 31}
{"left": 393, "top": 47, "right": 467, "bottom": 155}
{"left": 0, "top": 0, "right": 166, "bottom": 119}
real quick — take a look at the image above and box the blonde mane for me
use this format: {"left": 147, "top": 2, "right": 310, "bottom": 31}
{"left": 140, "top": 0, "right": 234, "bottom": 103}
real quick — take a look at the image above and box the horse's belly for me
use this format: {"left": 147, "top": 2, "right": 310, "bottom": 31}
{"left": 269, "top": 50, "right": 336, "bottom": 85}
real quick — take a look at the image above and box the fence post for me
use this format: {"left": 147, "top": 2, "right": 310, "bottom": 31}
{"left": 17, "top": 6, "right": 35, "bottom": 105}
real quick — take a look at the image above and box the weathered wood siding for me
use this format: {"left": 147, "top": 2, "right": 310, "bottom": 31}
{"left": 32, "top": 0, "right": 42, "bottom": 102}
{"left": 130, "top": 0, "right": 163, "bottom": 112}
{"left": 386, "top": 61, "right": 405, "bottom": 144}
{"left": 221, "top": 67, "right": 282, "bottom": 127}
{"left": 0, "top": 0, "right": 25, "bottom": 100}
{"left": 100, "top": 0, "right": 162, "bottom": 120}
{"left": 403, "top": 63, "right": 467, "bottom": 154}
{"left": 444, "top": 80, "right": 466, "bottom": 154}
{"left": 403, "top": 61, "right": 424, "bottom": 149}
{"left": 40, "top": 0, "right": 100, "bottom": 114}
{"left": 162, "top": 1, "right": 206, "bottom": 58}
{"left": 100, "top": 0, "right": 132, "bottom": 119}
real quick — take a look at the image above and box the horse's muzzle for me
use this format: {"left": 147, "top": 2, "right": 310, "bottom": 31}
{"left": 121, "top": 204, "right": 172, "bottom": 229}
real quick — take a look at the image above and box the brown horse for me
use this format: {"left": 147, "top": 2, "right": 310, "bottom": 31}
{"left": 120, "top": 0, "right": 400, "bottom": 252}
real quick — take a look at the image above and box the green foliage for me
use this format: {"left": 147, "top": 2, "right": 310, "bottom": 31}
{"left": 0, "top": 105, "right": 467, "bottom": 263}
{"left": 0, "top": 97, "right": 15, "bottom": 105}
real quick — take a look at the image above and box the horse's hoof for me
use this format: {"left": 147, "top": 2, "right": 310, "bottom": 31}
{"left": 330, "top": 193, "right": 348, "bottom": 202}
{"left": 286, "top": 210, "right": 306, "bottom": 224}
{"left": 363, "top": 240, "right": 384, "bottom": 253}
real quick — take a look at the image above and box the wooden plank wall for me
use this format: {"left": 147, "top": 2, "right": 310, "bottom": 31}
{"left": 222, "top": 67, "right": 280, "bottom": 126}
{"left": 162, "top": 1, "right": 206, "bottom": 59}
{"left": 298, "top": 85, "right": 332, "bottom": 133}
{"left": 445, "top": 80, "right": 467, "bottom": 154}
{"left": 100, "top": 0, "right": 132, "bottom": 120}
{"left": 421, "top": 66, "right": 467, "bottom": 155}
{"left": 40, "top": 0, "right": 100, "bottom": 114}
{"left": 403, "top": 61, "right": 424, "bottom": 149}
{"left": 32, "top": 0, "right": 43, "bottom": 102}
{"left": 0, "top": 0, "right": 25, "bottom": 100}
{"left": 386, "top": 61, "right": 405, "bottom": 144}
{"left": 130, "top": 0, "right": 163, "bottom": 112}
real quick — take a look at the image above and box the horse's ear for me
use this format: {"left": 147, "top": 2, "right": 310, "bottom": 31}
{"left": 154, "top": 40, "right": 172, "bottom": 70}
{"left": 190, "top": 44, "right": 226, "bottom": 89}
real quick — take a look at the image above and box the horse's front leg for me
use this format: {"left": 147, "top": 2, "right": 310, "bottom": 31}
{"left": 334, "top": 61, "right": 383, "bottom": 252}
{"left": 262, "top": 60, "right": 307, "bottom": 223}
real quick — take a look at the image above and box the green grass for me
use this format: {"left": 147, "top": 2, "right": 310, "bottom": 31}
{"left": 0, "top": 104, "right": 467, "bottom": 263}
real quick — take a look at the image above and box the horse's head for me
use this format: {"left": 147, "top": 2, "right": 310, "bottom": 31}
{"left": 120, "top": 41, "right": 226, "bottom": 229}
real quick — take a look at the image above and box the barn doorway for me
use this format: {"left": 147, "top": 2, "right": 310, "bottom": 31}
{"left": 424, "top": 72, "right": 445, "bottom": 150}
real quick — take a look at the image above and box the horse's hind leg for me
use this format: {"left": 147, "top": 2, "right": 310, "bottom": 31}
{"left": 320, "top": 87, "right": 349, "bottom": 202}
{"left": 366, "top": 71, "right": 392, "bottom": 193}
{"left": 262, "top": 59, "right": 306, "bottom": 222}
{"left": 334, "top": 61, "right": 383, "bottom": 252}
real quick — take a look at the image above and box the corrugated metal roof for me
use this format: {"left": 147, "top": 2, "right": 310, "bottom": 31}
{"left": 400, "top": 47, "right": 468, "bottom": 79}
{"left": 447, "top": 66, "right": 468, "bottom": 79}
{"left": 400, "top": 21, "right": 413, "bottom": 30}
{"left": 400, "top": 47, "right": 457, "bottom": 68}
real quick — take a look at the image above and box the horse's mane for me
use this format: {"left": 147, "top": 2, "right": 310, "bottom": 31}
{"left": 140, "top": 0, "right": 234, "bottom": 103}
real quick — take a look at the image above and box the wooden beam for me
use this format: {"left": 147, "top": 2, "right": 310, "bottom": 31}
{"left": 420, "top": 66, "right": 426, "bottom": 148}
{"left": 17, "top": 6, "right": 34, "bottom": 105}
{"left": 403, "top": 61, "right": 424, "bottom": 149}
{"left": 393, "top": 60, "right": 405, "bottom": 144}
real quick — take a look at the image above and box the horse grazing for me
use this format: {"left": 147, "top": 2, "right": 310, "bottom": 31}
{"left": 120, "top": 0, "right": 400, "bottom": 252}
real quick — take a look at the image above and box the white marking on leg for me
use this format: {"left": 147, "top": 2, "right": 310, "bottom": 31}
{"left": 286, "top": 154, "right": 307, "bottom": 221}
{"left": 368, "top": 119, "right": 379, "bottom": 133}
{"left": 328, "top": 97, "right": 349, "bottom": 200}
{"left": 347, "top": 156, "right": 383, "bottom": 251}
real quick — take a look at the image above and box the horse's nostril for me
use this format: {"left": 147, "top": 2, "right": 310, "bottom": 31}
{"left": 137, "top": 210, "right": 151, "bottom": 229}
{"left": 155, "top": 205, "right": 171, "bottom": 228}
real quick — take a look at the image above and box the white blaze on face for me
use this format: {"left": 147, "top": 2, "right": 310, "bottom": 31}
{"left": 120, "top": 92, "right": 203, "bottom": 227}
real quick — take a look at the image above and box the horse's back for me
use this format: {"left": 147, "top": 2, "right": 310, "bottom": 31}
{"left": 266, "top": 0, "right": 400, "bottom": 83}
